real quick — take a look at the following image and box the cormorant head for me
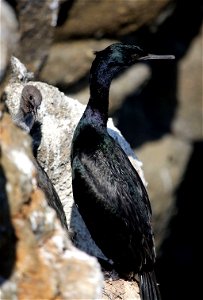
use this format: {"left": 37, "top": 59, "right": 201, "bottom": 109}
{"left": 94, "top": 43, "right": 175, "bottom": 69}
{"left": 21, "top": 85, "right": 42, "bottom": 116}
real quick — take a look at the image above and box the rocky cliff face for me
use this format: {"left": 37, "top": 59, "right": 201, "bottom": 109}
{"left": 55, "top": 0, "right": 171, "bottom": 39}
{"left": 0, "top": 107, "right": 104, "bottom": 300}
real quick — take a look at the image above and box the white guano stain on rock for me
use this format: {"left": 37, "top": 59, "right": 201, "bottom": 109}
{"left": 9, "top": 150, "right": 35, "bottom": 177}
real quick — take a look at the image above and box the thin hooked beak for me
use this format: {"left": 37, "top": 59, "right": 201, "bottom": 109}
{"left": 138, "top": 54, "right": 175, "bottom": 61}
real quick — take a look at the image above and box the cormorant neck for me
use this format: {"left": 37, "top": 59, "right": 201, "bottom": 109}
{"left": 85, "top": 56, "right": 121, "bottom": 126}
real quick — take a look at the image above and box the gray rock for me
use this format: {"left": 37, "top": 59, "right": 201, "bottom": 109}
{"left": 0, "top": 108, "right": 103, "bottom": 300}
{"left": 55, "top": 0, "right": 171, "bottom": 39}
{"left": 172, "top": 31, "right": 202, "bottom": 140}
{"left": 0, "top": 1, "right": 19, "bottom": 82}
{"left": 14, "top": 0, "right": 61, "bottom": 74}
{"left": 10, "top": 56, "right": 34, "bottom": 83}
{"left": 40, "top": 39, "right": 116, "bottom": 86}
{"left": 136, "top": 135, "right": 192, "bottom": 249}
{"left": 134, "top": 28, "right": 202, "bottom": 249}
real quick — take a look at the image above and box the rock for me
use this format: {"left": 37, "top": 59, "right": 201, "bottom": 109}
{"left": 103, "top": 271, "right": 140, "bottom": 300}
{"left": 133, "top": 26, "right": 202, "bottom": 250}
{"left": 40, "top": 0, "right": 172, "bottom": 99}
{"left": 0, "top": 0, "right": 19, "bottom": 82}
{"left": 14, "top": 0, "right": 61, "bottom": 74}
{"left": 172, "top": 31, "right": 202, "bottom": 140}
{"left": 55, "top": 0, "right": 171, "bottom": 39}
{"left": 0, "top": 109, "right": 103, "bottom": 299}
{"left": 136, "top": 135, "right": 192, "bottom": 249}
{"left": 10, "top": 56, "right": 34, "bottom": 84}
{"left": 40, "top": 39, "right": 116, "bottom": 86}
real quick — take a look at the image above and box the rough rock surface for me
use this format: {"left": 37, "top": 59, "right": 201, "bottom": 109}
{"left": 0, "top": 109, "right": 103, "bottom": 300}
{"left": 15, "top": 0, "right": 61, "bottom": 74}
{"left": 55, "top": 0, "right": 171, "bottom": 39}
{"left": 172, "top": 31, "right": 202, "bottom": 140}
{"left": 136, "top": 135, "right": 192, "bottom": 248}
{"left": 0, "top": 0, "right": 19, "bottom": 82}
{"left": 40, "top": 39, "right": 114, "bottom": 86}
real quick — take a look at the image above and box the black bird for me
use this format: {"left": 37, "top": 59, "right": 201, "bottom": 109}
{"left": 15, "top": 85, "right": 69, "bottom": 232}
{"left": 71, "top": 43, "right": 174, "bottom": 300}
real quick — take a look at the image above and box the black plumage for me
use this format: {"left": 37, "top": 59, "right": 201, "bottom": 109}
{"left": 15, "top": 85, "right": 69, "bottom": 232}
{"left": 71, "top": 43, "right": 174, "bottom": 300}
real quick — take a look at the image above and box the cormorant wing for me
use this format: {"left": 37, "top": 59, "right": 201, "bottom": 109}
{"left": 72, "top": 129, "right": 155, "bottom": 270}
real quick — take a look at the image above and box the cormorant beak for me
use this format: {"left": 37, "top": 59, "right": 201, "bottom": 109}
{"left": 138, "top": 54, "right": 175, "bottom": 61}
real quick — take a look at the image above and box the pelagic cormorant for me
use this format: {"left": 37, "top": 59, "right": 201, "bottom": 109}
{"left": 15, "top": 85, "right": 69, "bottom": 232}
{"left": 71, "top": 43, "right": 174, "bottom": 300}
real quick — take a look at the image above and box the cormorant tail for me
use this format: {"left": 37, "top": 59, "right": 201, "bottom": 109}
{"left": 139, "top": 271, "right": 161, "bottom": 300}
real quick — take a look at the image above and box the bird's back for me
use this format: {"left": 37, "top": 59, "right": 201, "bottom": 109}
{"left": 71, "top": 122, "right": 155, "bottom": 275}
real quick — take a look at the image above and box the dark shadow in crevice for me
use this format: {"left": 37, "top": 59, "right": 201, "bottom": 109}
{"left": 56, "top": 0, "right": 75, "bottom": 27}
{"left": 57, "top": 73, "right": 89, "bottom": 96}
{"left": 113, "top": 0, "right": 203, "bottom": 148}
{"left": 0, "top": 165, "right": 17, "bottom": 283}
{"left": 113, "top": 60, "right": 177, "bottom": 147}
{"left": 156, "top": 140, "right": 203, "bottom": 300}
